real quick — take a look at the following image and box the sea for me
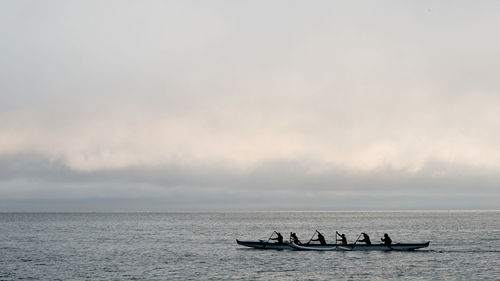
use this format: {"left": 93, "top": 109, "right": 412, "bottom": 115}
{"left": 1, "top": 211, "right": 499, "bottom": 280}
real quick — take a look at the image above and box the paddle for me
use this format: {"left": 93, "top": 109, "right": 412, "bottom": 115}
{"left": 353, "top": 233, "right": 363, "bottom": 245}
{"left": 335, "top": 231, "right": 345, "bottom": 245}
{"left": 263, "top": 231, "right": 276, "bottom": 249}
{"left": 306, "top": 230, "right": 318, "bottom": 245}
{"left": 346, "top": 233, "right": 362, "bottom": 250}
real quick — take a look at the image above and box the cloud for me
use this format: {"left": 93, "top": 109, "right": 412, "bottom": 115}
{"left": 1, "top": 1, "right": 500, "bottom": 210}
{"left": 0, "top": 153, "right": 498, "bottom": 211}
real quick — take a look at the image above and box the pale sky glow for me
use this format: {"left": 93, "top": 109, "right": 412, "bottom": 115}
{"left": 1, "top": 0, "right": 499, "bottom": 210}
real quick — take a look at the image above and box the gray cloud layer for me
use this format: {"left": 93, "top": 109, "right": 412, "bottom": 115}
{"left": 1, "top": 1, "right": 500, "bottom": 210}
{"left": 0, "top": 153, "right": 497, "bottom": 211}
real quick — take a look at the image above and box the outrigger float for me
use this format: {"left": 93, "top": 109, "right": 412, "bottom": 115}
{"left": 287, "top": 241, "right": 430, "bottom": 251}
{"left": 237, "top": 231, "right": 430, "bottom": 251}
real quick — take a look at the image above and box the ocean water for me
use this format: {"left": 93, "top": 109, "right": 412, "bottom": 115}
{"left": 0, "top": 211, "right": 499, "bottom": 280}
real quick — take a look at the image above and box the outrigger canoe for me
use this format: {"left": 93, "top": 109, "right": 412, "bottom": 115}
{"left": 236, "top": 240, "right": 430, "bottom": 251}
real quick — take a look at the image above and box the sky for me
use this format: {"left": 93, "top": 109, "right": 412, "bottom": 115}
{"left": 1, "top": 0, "right": 499, "bottom": 211}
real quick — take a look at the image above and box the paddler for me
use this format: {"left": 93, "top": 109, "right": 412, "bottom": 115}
{"left": 270, "top": 231, "right": 284, "bottom": 244}
{"left": 290, "top": 232, "right": 302, "bottom": 245}
{"left": 336, "top": 231, "right": 348, "bottom": 245}
{"left": 359, "top": 232, "right": 372, "bottom": 245}
{"left": 381, "top": 233, "right": 392, "bottom": 245}
{"left": 311, "top": 231, "right": 327, "bottom": 245}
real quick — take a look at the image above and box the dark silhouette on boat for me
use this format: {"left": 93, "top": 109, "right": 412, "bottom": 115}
{"left": 359, "top": 232, "right": 371, "bottom": 245}
{"left": 290, "top": 232, "right": 302, "bottom": 245}
{"left": 381, "top": 233, "right": 392, "bottom": 246}
{"left": 310, "top": 231, "right": 327, "bottom": 245}
{"left": 336, "top": 231, "right": 348, "bottom": 245}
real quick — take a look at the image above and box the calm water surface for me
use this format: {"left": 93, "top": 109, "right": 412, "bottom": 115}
{"left": 1, "top": 211, "right": 499, "bottom": 280}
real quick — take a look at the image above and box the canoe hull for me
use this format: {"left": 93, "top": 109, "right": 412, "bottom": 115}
{"left": 236, "top": 240, "right": 430, "bottom": 251}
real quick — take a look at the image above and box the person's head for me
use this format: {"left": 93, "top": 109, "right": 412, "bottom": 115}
{"left": 384, "top": 233, "right": 388, "bottom": 237}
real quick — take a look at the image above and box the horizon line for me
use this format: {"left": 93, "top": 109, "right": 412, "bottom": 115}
{"left": 1, "top": 209, "right": 498, "bottom": 214}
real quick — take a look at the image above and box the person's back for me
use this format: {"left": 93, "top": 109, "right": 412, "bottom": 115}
{"left": 311, "top": 231, "right": 327, "bottom": 245}
{"left": 277, "top": 232, "right": 284, "bottom": 244}
{"left": 270, "top": 231, "right": 284, "bottom": 244}
{"left": 317, "top": 232, "right": 326, "bottom": 245}
{"left": 360, "top": 233, "right": 371, "bottom": 245}
{"left": 290, "top": 232, "right": 302, "bottom": 245}
{"left": 340, "top": 234, "right": 347, "bottom": 245}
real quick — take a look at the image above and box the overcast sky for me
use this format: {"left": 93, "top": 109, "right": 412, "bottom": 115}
{"left": 1, "top": 0, "right": 499, "bottom": 211}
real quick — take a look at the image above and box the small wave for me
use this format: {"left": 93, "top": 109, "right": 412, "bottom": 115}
{"left": 431, "top": 250, "right": 500, "bottom": 253}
